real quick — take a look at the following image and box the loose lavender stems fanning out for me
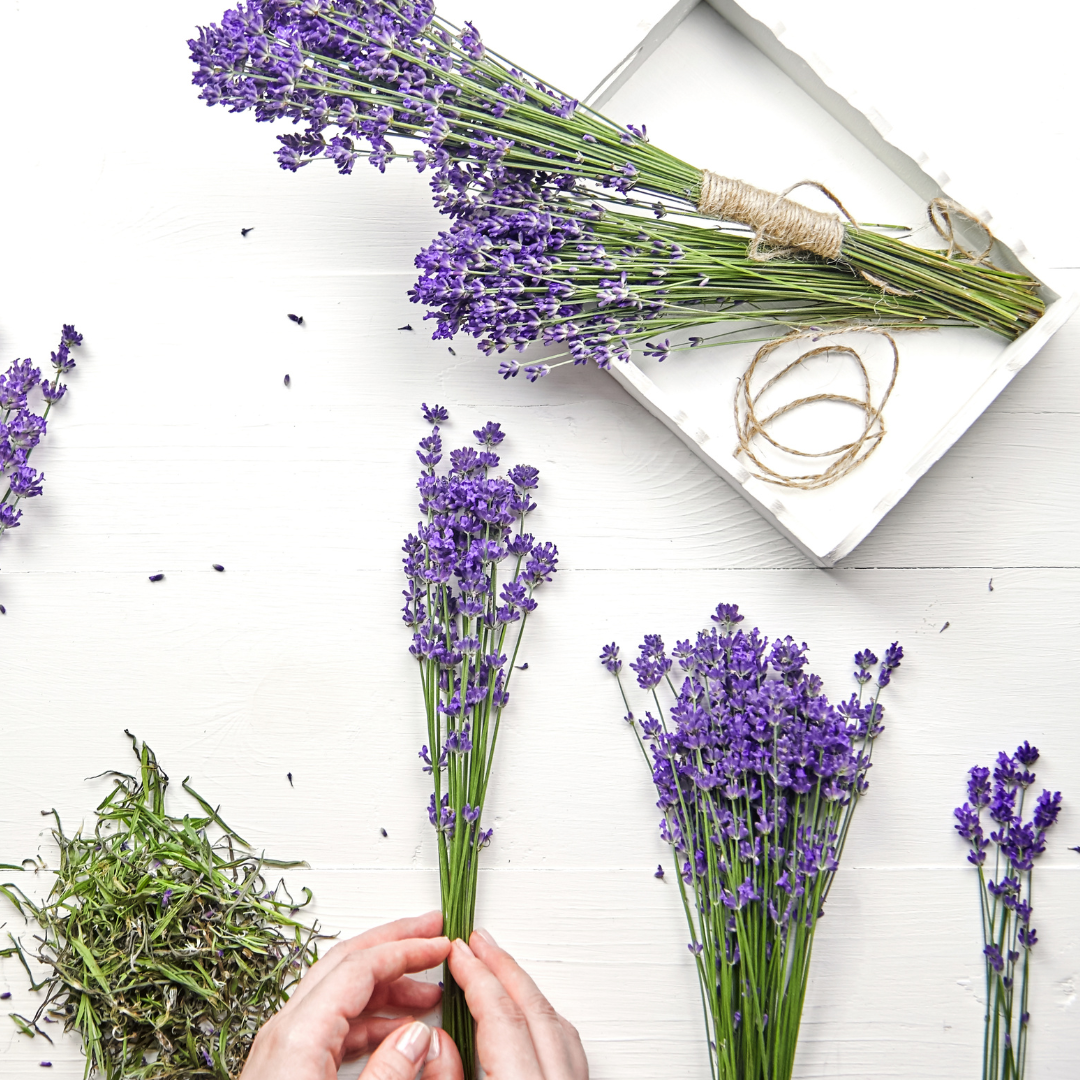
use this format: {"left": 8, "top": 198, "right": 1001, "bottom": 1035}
{"left": 190, "top": 0, "right": 1043, "bottom": 378}
{"left": 602, "top": 605, "right": 902, "bottom": 1080}
{"left": 402, "top": 404, "right": 557, "bottom": 1078}
{"left": 0, "top": 325, "right": 82, "bottom": 552}
{"left": 954, "top": 744, "right": 1062, "bottom": 1080}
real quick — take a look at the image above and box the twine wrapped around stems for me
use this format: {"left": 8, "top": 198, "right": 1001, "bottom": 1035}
{"left": 697, "top": 173, "right": 854, "bottom": 261}
{"left": 734, "top": 327, "right": 900, "bottom": 490}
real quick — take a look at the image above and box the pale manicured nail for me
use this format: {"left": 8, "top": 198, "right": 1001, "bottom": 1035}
{"left": 395, "top": 1021, "right": 431, "bottom": 1064}
{"left": 453, "top": 938, "right": 475, "bottom": 958}
{"left": 474, "top": 927, "right": 497, "bottom": 948}
{"left": 426, "top": 1028, "right": 441, "bottom": 1062}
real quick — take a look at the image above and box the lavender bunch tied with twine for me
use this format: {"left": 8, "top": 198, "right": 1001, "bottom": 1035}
{"left": 189, "top": 0, "right": 1043, "bottom": 373}
{"left": 954, "top": 743, "right": 1062, "bottom": 1080}
{"left": 602, "top": 604, "right": 901, "bottom": 1080}
{"left": 402, "top": 403, "right": 557, "bottom": 1079}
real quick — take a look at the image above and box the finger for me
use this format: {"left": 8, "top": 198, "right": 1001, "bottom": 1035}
{"left": 471, "top": 929, "right": 585, "bottom": 1079}
{"left": 421, "top": 1028, "right": 464, "bottom": 1080}
{"left": 384, "top": 976, "right": 444, "bottom": 1011}
{"left": 358, "top": 1020, "right": 433, "bottom": 1080}
{"left": 290, "top": 937, "right": 451, "bottom": 1046}
{"left": 341, "top": 1015, "right": 414, "bottom": 1062}
{"left": 285, "top": 912, "right": 445, "bottom": 1008}
{"left": 447, "top": 939, "right": 544, "bottom": 1080}
{"left": 555, "top": 1013, "right": 590, "bottom": 1079}
{"left": 363, "top": 973, "right": 443, "bottom": 1014}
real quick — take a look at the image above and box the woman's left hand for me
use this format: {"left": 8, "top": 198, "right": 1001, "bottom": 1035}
{"left": 239, "top": 910, "right": 461, "bottom": 1080}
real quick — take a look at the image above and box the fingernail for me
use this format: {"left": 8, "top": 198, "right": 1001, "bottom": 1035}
{"left": 474, "top": 927, "right": 497, "bottom": 948}
{"left": 453, "top": 938, "right": 475, "bottom": 958}
{"left": 426, "top": 1028, "right": 441, "bottom": 1062}
{"left": 395, "top": 1021, "right": 431, "bottom": 1064}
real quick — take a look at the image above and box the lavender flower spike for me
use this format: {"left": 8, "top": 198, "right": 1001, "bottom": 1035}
{"left": 954, "top": 743, "right": 1062, "bottom": 1080}
{"left": 1, "top": 326, "right": 84, "bottom": 561}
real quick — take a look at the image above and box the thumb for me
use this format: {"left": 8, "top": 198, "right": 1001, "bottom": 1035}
{"left": 419, "top": 1028, "right": 464, "bottom": 1080}
{"left": 359, "top": 1020, "right": 435, "bottom": 1080}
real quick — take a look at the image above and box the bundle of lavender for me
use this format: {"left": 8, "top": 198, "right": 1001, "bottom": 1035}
{"left": 190, "top": 1, "right": 1043, "bottom": 377}
{"left": 954, "top": 743, "right": 1062, "bottom": 1080}
{"left": 1, "top": 325, "right": 82, "bottom": 552}
{"left": 601, "top": 604, "right": 901, "bottom": 1080}
{"left": 401, "top": 403, "right": 557, "bottom": 1077}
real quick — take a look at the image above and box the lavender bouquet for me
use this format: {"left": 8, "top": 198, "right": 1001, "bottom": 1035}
{"left": 602, "top": 604, "right": 901, "bottom": 1080}
{"left": 190, "top": 0, "right": 1043, "bottom": 379}
{"left": 954, "top": 744, "right": 1062, "bottom": 1080}
{"left": 402, "top": 403, "right": 557, "bottom": 1076}
{"left": 0, "top": 326, "right": 83, "bottom": 575}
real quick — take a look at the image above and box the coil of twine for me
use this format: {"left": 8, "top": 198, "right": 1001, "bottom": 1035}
{"left": 733, "top": 327, "right": 900, "bottom": 490}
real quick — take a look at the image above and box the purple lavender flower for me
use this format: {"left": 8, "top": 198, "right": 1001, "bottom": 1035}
{"left": 605, "top": 603, "right": 900, "bottom": 1078}
{"left": 422, "top": 402, "right": 449, "bottom": 425}
{"left": 955, "top": 742, "right": 1062, "bottom": 1080}
{"left": 599, "top": 643, "right": 622, "bottom": 675}
{"left": 1, "top": 326, "right": 83, "bottom": 553}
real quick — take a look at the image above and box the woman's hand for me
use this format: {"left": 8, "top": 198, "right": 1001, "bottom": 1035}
{"left": 447, "top": 929, "right": 589, "bottom": 1080}
{"left": 239, "top": 910, "right": 461, "bottom": 1080}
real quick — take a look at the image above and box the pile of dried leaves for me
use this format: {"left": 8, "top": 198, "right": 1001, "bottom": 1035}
{"left": 1, "top": 734, "right": 324, "bottom": 1078}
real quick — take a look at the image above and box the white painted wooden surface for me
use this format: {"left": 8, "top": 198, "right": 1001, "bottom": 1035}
{"left": 0, "top": 2, "right": 1077, "bottom": 1078}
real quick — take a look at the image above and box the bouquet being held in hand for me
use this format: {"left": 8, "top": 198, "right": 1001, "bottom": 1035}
{"left": 402, "top": 403, "right": 557, "bottom": 1079}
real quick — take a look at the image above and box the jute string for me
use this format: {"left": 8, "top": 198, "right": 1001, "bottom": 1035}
{"left": 734, "top": 328, "right": 900, "bottom": 490}
{"left": 927, "top": 196, "right": 997, "bottom": 265}
{"left": 697, "top": 172, "right": 855, "bottom": 261}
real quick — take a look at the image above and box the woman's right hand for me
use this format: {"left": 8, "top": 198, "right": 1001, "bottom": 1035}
{"left": 446, "top": 929, "right": 589, "bottom": 1080}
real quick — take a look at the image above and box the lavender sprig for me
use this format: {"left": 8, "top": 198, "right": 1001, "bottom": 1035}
{"left": 190, "top": 0, "right": 1043, "bottom": 369}
{"left": 0, "top": 326, "right": 82, "bottom": 553}
{"left": 403, "top": 404, "right": 556, "bottom": 1078}
{"left": 954, "top": 743, "right": 1062, "bottom": 1080}
{"left": 603, "top": 604, "right": 901, "bottom": 1080}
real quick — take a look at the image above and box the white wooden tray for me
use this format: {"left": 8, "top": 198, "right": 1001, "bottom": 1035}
{"left": 585, "top": 0, "right": 1079, "bottom": 566}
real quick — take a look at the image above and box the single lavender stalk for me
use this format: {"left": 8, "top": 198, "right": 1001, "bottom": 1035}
{"left": 954, "top": 744, "right": 1062, "bottom": 1080}
{"left": 189, "top": 0, "right": 1043, "bottom": 376}
{"left": 602, "top": 604, "right": 901, "bottom": 1080}
{"left": 0, "top": 325, "right": 83, "bottom": 553}
{"left": 402, "top": 403, "right": 557, "bottom": 1078}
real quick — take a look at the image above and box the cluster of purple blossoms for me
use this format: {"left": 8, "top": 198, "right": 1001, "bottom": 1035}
{"left": 0, "top": 326, "right": 82, "bottom": 542}
{"left": 188, "top": 0, "right": 644, "bottom": 187}
{"left": 954, "top": 743, "right": 1062, "bottom": 1079}
{"left": 603, "top": 603, "right": 901, "bottom": 1080}
{"left": 402, "top": 403, "right": 556, "bottom": 1059}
